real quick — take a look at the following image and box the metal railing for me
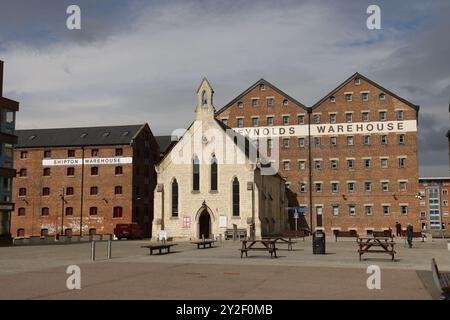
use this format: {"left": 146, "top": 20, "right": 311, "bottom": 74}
{"left": 91, "top": 239, "right": 112, "bottom": 261}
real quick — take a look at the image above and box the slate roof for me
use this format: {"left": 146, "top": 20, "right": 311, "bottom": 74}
{"left": 15, "top": 124, "right": 146, "bottom": 148}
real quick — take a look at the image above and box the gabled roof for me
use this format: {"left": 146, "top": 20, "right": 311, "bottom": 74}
{"left": 16, "top": 124, "right": 147, "bottom": 148}
{"left": 311, "top": 72, "right": 420, "bottom": 111}
{"left": 216, "top": 78, "right": 308, "bottom": 115}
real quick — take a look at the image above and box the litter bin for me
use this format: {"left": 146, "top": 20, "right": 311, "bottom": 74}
{"left": 313, "top": 230, "right": 326, "bottom": 254}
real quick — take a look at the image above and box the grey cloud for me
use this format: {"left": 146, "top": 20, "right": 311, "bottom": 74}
{"left": 0, "top": 0, "right": 449, "bottom": 169}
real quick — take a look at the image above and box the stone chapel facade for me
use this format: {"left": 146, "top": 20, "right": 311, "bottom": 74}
{"left": 152, "top": 79, "right": 287, "bottom": 240}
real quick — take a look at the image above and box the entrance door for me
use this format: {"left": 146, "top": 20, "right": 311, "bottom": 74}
{"left": 316, "top": 207, "right": 323, "bottom": 228}
{"left": 199, "top": 211, "right": 211, "bottom": 239}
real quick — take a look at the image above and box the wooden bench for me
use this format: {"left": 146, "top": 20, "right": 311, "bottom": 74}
{"left": 334, "top": 230, "right": 359, "bottom": 242}
{"left": 240, "top": 240, "right": 277, "bottom": 258}
{"left": 281, "top": 229, "right": 308, "bottom": 241}
{"left": 357, "top": 236, "right": 396, "bottom": 261}
{"left": 372, "top": 230, "right": 393, "bottom": 238}
{"left": 141, "top": 243, "right": 177, "bottom": 255}
{"left": 225, "top": 228, "right": 247, "bottom": 240}
{"left": 191, "top": 240, "right": 216, "bottom": 249}
{"left": 262, "top": 236, "right": 296, "bottom": 251}
{"left": 431, "top": 258, "right": 450, "bottom": 300}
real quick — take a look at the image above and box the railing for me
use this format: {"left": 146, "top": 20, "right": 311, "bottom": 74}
{"left": 91, "top": 239, "right": 112, "bottom": 261}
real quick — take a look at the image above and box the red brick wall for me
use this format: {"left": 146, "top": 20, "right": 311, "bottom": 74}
{"left": 217, "top": 76, "right": 420, "bottom": 234}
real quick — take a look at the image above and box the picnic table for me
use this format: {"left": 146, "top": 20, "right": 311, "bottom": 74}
{"left": 141, "top": 243, "right": 177, "bottom": 255}
{"left": 357, "top": 236, "right": 396, "bottom": 261}
{"left": 191, "top": 239, "right": 216, "bottom": 249}
{"left": 241, "top": 240, "right": 277, "bottom": 258}
{"left": 262, "top": 237, "right": 296, "bottom": 251}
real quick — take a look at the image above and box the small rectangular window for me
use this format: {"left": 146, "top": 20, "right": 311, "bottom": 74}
{"left": 283, "top": 116, "right": 290, "bottom": 126}
{"left": 115, "top": 148, "right": 123, "bottom": 156}
{"left": 68, "top": 150, "right": 75, "bottom": 157}
{"left": 252, "top": 99, "right": 259, "bottom": 107}
{"left": 346, "top": 113, "right": 353, "bottom": 123}
{"left": 379, "top": 111, "right": 387, "bottom": 121}
{"left": 330, "top": 137, "right": 337, "bottom": 146}
{"left": 330, "top": 114, "right": 337, "bottom": 124}
{"left": 346, "top": 93, "right": 353, "bottom": 101}
{"left": 298, "top": 115, "right": 305, "bottom": 125}
{"left": 362, "top": 112, "right": 369, "bottom": 122}
{"left": 361, "top": 92, "right": 369, "bottom": 101}
{"left": 298, "top": 138, "right": 305, "bottom": 148}
{"left": 313, "top": 114, "right": 320, "bottom": 124}
{"left": 267, "top": 117, "right": 273, "bottom": 126}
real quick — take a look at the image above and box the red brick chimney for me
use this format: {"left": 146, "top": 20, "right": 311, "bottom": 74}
{"left": 0, "top": 60, "right": 3, "bottom": 97}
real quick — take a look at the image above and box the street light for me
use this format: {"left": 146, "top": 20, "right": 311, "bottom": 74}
{"left": 60, "top": 188, "right": 67, "bottom": 237}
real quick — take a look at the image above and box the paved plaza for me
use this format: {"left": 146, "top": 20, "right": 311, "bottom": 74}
{"left": 0, "top": 237, "right": 449, "bottom": 299}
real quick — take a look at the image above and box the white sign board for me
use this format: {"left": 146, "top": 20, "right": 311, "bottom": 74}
{"left": 42, "top": 157, "right": 133, "bottom": 166}
{"left": 219, "top": 216, "right": 227, "bottom": 229}
{"left": 233, "top": 120, "right": 417, "bottom": 138}
{"left": 158, "top": 230, "right": 167, "bottom": 241}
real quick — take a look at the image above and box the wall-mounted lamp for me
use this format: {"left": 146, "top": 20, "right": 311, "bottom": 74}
{"left": 102, "top": 198, "right": 108, "bottom": 204}
{"left": 342, "top": 194, "right": 347, "bottom": 201}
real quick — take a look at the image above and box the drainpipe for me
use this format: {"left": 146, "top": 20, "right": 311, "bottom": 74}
{"left": 308, "top": 109, "right": 313, "bottom": 233}
{"left": 80, "top": 146, "right": 85, "bottom": 236}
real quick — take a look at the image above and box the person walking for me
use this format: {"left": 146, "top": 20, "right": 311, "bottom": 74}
{"left": 395, "top": 222, "right": 402, "bottom": 237}
{"left": 406, "top": 223, "right": 414, "bottom": 248}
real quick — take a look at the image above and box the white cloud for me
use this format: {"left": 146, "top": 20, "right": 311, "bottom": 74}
{"left": 1, "top": 1, "right": 448, "bottom": 166}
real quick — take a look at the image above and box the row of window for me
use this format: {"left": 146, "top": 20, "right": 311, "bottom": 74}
{"left": 276, "top": 134, "right": 407, "bottom": 149}
{"left": 19, "top": 148, "right": 124, "bottom": 159}
{"left": 283, "top": 157, "right": 407, "bottom": 171}
{"left": 172, "top": 174, "right": 240, "bottom": 217}
{"left": 313, "top": 203, "right": 409, "bottom": 217}
{"left": 18, "top": 186, "right": 124, "bottom": 197}
{"left": 18, "top": 166, "right": 124, "bottom": 177}
{"left": 227, "top": 110, "right": 405, "bottom": 128}
{"left": 295, "top": 180, "right": 409, "bottom": 193}
{"left": 18, "top": 206, "right": 124, "bottom": 218}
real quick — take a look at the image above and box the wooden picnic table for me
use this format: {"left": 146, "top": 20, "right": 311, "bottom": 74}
{"left": 241, "top": 240, "right": 277, "bottom": 258}
{"left": 357, "top": 236, "right": 396, "bottom": 261}
{"left": 191, "top": 239, "right": 216, "bottom": 249}
{"left": 141, "top": 243, "right": 177, "bottom": 255}
{"left": 262, "top": 237, "right": 296, "bottom": 251}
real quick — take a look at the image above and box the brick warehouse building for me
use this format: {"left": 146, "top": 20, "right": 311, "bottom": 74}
{"left": 419, "top": 177, "right": 449, "bottom": 231}
{"left": 11, "top": 124, "right": 161, "bottom": 238}
{"left": 216, "top": 73, "right": 420, "bottom": 234}
{"left": 0, "top": 60, "right": 19, "bottom": 245}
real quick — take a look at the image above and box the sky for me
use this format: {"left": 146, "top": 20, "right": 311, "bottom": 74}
{"left": 0, "top": 0, "right": 449, "bottom": 175}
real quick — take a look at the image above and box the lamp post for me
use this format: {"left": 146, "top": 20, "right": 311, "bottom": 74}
{"left": 60, "top": 188, "right": 65, "bottom": 237}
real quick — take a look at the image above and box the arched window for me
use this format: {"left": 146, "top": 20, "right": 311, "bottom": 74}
{"left": 202, "top": 90, "right": 208, "bottom": 106}
{"left": 211, "top": 156, "right": 218, "bottom": 191}
{"left": 193, "top": 155, "right": 200, "bottom": 191}
{"left": 172, "top": 179, "right": 179, "bottom": 217}
{"left": 232, "top": 177, "right": 240, "bottom": 216}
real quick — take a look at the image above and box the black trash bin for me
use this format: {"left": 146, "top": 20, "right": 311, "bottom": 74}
{"left": 313, "top": 230, "right": 326, "bottom": 254}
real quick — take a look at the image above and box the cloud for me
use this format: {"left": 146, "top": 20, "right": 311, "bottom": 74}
{"left": 0, "top": 0, "right": 449, "bottom": 168}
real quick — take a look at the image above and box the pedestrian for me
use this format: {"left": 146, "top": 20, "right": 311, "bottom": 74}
{"left": 406, "top": 223, "right": 414, "bottom": 248}
{"left": 395, "top": 221, "right": 402, "bottom": 237}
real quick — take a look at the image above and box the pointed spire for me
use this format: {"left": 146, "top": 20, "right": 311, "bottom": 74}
{"left": 195, "top": 77, "right": 215, "bottom": 120}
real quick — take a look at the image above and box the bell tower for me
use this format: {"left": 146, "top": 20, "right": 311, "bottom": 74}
{"left": 195, "top": 77, "right": 215, "bottom": 121}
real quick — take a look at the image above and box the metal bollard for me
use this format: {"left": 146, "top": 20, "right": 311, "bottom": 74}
{"left": 107, "top": 239, "right": 112, "bottom": 259}
{"left": 91, "top": 240, "right": 96, "bottom": 261}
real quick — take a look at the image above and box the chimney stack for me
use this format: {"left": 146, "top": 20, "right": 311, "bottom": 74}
{"left": 0, "top": 60, "right": 4, "bottom": 97}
